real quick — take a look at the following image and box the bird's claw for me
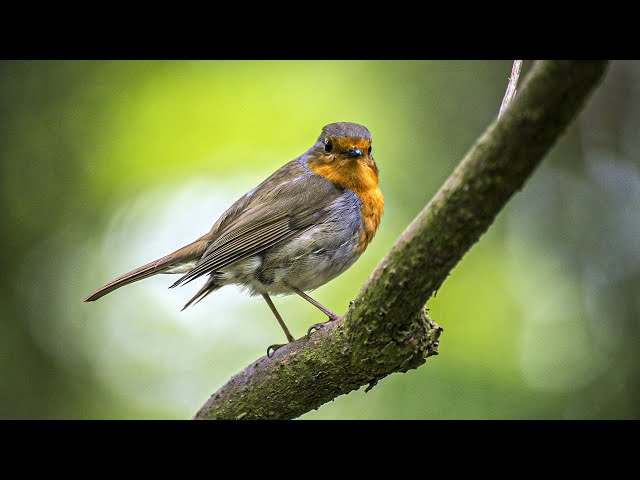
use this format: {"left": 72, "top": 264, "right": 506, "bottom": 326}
{"left": 306, "top": 323, "right": 324, "bottom": 336}
{"left": 267, "top": 343, "right": 286, "bottom": 358}
{"left": 307, "top": 317, "right": 337, "bottom": 337}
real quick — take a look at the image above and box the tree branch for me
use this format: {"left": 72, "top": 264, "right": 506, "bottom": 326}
{"left": 499, "top": 60, "right": 523, "bottom": 118}
{"left": 193, "top": 60, "right": 610, "bottom": 420}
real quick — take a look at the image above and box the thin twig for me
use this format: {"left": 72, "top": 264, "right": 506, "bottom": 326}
{"left": 499, "top": 60, "right": 523, "bottom": 118}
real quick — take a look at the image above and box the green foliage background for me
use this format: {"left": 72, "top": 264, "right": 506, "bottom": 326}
{"left": 1, "top": 60, "right": 638, "bottom": 419}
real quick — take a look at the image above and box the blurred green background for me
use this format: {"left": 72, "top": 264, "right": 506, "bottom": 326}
{"left": 1, "top": 60, "right": 638, "bottom": 419}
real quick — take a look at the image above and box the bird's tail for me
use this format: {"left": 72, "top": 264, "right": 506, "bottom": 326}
{"left": 180, "top": 276, "right": 221, "bottom": 311}
{"left": 83, "top": 238, "right": 208, "bottom": 302}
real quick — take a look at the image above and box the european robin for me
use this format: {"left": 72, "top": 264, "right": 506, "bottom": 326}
{"left": 84, "top": 122, "right": 383, "bottom": 355}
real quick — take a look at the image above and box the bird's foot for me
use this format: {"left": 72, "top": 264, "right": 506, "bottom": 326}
{"left": 267, "top": 343, "right": 288, "bottom": 358}
{"left": 307, "top": 314, "right": 339, "bottom": 337}
{"left": 306, "top": 323, "right": 325, "bottom": 336}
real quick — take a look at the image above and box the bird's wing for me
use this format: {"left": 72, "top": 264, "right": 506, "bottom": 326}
{"left": 170, "top": 160, "right": 344, "bottom": 288}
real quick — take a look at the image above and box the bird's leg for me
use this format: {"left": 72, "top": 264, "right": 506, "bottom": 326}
{"left": 285, "top": 283, "right": 340, "bottom": 320}
{"left": 283, "top": 282, "right": 340, "bottom": 336}
{"left": 262, "top": 293, "right": 294, "bottom": 358}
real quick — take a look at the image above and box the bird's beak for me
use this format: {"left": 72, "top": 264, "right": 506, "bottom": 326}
{"left": 346, "top": 147, "right": 363, "bottom": 158}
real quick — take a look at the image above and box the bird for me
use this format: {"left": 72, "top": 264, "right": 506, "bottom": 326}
{"left": 84, "top": 122, "right": 383, "bottom": 355}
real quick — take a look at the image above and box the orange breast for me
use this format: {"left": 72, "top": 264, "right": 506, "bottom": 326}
{"left": 307, "top": 159, "right": 384, "bottom": 253}
{"left": 355, "top": 185, "right": 384, "bottom": 252}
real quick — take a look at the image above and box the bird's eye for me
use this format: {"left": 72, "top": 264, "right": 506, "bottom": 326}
{"left": 368, "top": 145, "right": 372, "bottom": 156}
{"left": 324, "top": 140, "right": 333, "bottom": 154}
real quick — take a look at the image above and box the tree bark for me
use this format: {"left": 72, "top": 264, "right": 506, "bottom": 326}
{"left": 193, "top": 60, "right": 610, "bottom": 420}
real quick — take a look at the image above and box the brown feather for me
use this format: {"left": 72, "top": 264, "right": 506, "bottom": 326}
{"left": 180, "top": 276, "right": 220, "bottom": 311}
{"left": 83, "top": 238, "right": 208, "bottom": 302}
{"left": 170, "top": 163, "right": 344, "bottom": 288}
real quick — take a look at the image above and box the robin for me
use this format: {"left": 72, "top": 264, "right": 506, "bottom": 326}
{"left": 84, "top": 122, "right": 383, "bottom": 355}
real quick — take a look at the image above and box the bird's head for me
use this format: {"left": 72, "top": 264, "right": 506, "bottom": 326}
{"left": 306, "top": 122, "right": 378, "bottom": 191}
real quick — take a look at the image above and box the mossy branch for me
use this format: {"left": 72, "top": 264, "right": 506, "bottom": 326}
{"left": 193, "top": 60, "right": 610, "bottom": 420}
